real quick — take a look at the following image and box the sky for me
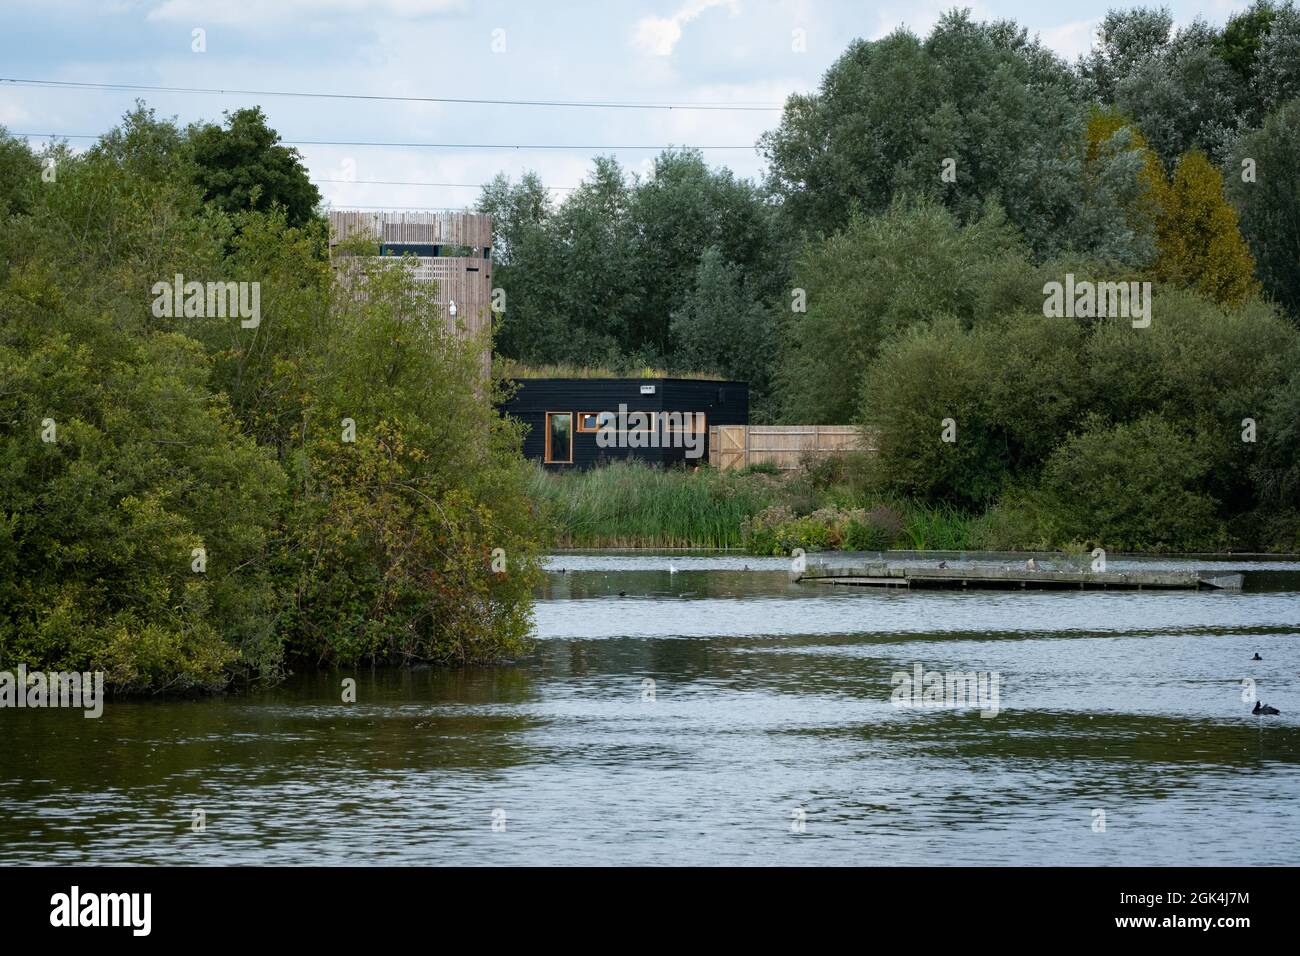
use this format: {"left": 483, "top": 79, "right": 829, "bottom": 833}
{"left": 0, "top": 0, "right": 1253, "bottom": 211}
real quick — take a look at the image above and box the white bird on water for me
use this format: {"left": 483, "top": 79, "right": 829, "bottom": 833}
{"left": 669, "top": 563, "right": 679, "bottom": 575}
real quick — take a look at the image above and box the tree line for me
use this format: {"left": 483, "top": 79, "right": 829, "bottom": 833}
{"left": 483, "top": 5, "right": 1300, "bottom": 411}
{"left": 483, "top": 4, "right": 1300, "bottom": 550}
{"left": 1, "top": 107, "right": 544, "bottom": 693}
{"left": 4, "top": 4, "right": 1300, "bottom": 692}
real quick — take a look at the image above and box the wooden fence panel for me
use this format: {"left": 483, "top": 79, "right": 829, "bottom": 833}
{"left": 709, "top": 425, "right": 872, "bottom": 471}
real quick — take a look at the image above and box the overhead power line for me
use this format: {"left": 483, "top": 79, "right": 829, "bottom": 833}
{"left": 313, "top": 177, "right": 578, "bottom": 191}
{"left": 14, "top": 132, "right": 755, "bottom": 151}
{"left": 327, "top": 204, "right": 483, "bottom": 211}
{"left": 0, "top": 77, "right": 784, "bottom": 112}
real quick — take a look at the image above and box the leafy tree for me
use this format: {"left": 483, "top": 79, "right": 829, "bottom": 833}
{"left": 1155, "top": 151, "right": 1259, "bottom": 307}
{"left": 858, "top": 319, "right": 1000, "bottom": 506}
{"left": 760, "top": 10, "right": 1112, "bottom": 260}
{"left": 0, "top": 264, "right": 285, "bottom": 691}
{"left": 1216, "top": 1, "right": 1280, "bottom": 87}
{"left": 1226, "top": 99, "right": 1300, "bottom": 321}
{"left": 1081, "top": 5, "right": 1300, "bottom": 162}
{"left": 1081, "top": 113, "right": 1259, "bottom": 307}
{"left": 1083, "top": 289, "right": 1291, "bottom": 425}
{"left": 0, "top": 106, "right": 546, "bottom": 692}
{"left": 277, "top": 259, "right": 543, "bottom": 666}
{"left": 187, "top": 107, "right": 321, "bottom": 228}
{"left": 779, "top": 198, "right": 1036, "bottom": 423}
{"left": 857, "top": 313, "right": 1089, "bottom": 507}
{"left": 669, "top": 245, "right": 779, "bottom": 419}
{"left": 1079, "top": 7, "right": 1176, "bottom": 102}
{"left": 1083, "top": 287, "right": 1296, "bottom": 522}
{"left": 477, "top": 171, "right": 565, "bottom": 362}
{"left": 478, "top": 170, "right": 553, "bottom": 263}
{"left": 855, "top": 281, "right": 1298, "bottom": 545}
{"left": 1256, "top": 1, "right": 1300, "bottom": 108}
{"left": 480, "top": 157, "right": 638, "bottom": 365}
{"left": 1111, "top": 19, "right": 1243, "bottom": 165}
{"left": 538, "top": 156, "right": 641, "bottom": 361}
{"left": 1078, "top": 110, "right": 1164, "bottom": 266}
{"left": 629, "top": 150, "right": 784, "bottom": 356}
{"left": 93, "top": 102, "right": 190, "bottom": 185}
{"left": 185, "top": 209, "right": 331, "bottom": 455}
{"left": 478, "top": 151, "right": 784, "bottom": 407}
{"left": 0, "top": 129, "right": 43, "bottom": 218}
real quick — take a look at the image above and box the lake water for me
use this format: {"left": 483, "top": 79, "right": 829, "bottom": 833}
{"left": 3, "top": 551, "right": 1298, "bottom": 865}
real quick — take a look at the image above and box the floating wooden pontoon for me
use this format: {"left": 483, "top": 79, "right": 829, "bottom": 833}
{"left": 793, "top": 561, "right": 1244, "bottom": 591}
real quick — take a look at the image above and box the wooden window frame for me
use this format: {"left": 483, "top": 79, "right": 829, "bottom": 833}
{"left": 577, "top": 411, "right": 615, "bottom": 433}
{"left": 574, "top": 410, "right": 707, "bottom": 434}
{"left": 663, "top": 412, "right": 706, "bottom": 434}
{"left": 544, "top": 412, "right": 574, "bottom": 464}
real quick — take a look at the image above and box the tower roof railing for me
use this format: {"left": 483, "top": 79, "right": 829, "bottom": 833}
{"left": 327, "top": 210, "right": 492, "bottom": 248}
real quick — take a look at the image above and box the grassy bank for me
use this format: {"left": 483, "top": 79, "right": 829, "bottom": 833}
{"left": 526, "top": 459, "right": 983, "bottom": 552}
{"left": 529, "top": 447, "right": 1300, "bottom": 556}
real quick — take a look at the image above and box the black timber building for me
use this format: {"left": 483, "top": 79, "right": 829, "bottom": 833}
{"left": 503, "top": 377, "right": 749, "bottom": 470}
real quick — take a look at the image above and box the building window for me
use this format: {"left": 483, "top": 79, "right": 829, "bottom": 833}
{"left": 663, "top": 413, "right": 706, "bottom": 434}
{"left": 577, "top": 411, "right": 616, "bottom": 433}
{"left": 574, "top": 410, "right": 705, "bottom": 434}
{"left": 545, "top": 412, "right": 573, "bottom": 463}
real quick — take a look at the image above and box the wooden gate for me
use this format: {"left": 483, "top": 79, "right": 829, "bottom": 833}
{"left": 717, "top": 425, "right": 747, "bottom": 470}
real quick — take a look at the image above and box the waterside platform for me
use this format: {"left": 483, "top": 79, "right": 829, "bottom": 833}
{"left": 794, "top": 561, "right": 1244, "bottom": 591}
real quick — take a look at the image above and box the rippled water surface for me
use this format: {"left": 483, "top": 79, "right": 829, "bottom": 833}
{"left": 3, "top": 551, "right": 1298, "bottom": 865}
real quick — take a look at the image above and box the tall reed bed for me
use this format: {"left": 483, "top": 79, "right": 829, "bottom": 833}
{"left": 899, "top": 502, "right": 978, "bottom": 550}
{"left": 526, "top": 461, "right": 986, "bottom": 552}
{"left": 526, "top": 461, "right": 778, "bottom": 548}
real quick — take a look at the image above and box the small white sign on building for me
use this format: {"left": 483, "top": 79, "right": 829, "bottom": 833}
{"left": 640, "top": 385, "right": 656, "bottom": 395}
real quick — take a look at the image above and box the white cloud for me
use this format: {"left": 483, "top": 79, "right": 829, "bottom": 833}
{"left": 147, "top": 0, "right": 462, "bottom": 27}
{"left": 632, "top": 0, "right": 739, "bottom": 57}
{"left": 0, "top": 100, "right": 33, "bottom": 126}
{"left": 1038, "top": 19, "right": 1100, "bottom": 62}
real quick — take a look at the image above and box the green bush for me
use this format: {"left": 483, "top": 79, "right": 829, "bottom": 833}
{"left": 842, "top": 505, "right": 906, "bottom": 551}
{"left": 742, "top": 501, "right": 914, "bottom": 555}
{"left": 0, "top": 273, "right": 284, "bottom": 691}
{"left": 780, "top": 198, "right": 1038, "bottom": 423}
{"left": 0, "top": 117, "right": 546, "bottom": 690}
{"left": 774, "top": 517, "right": 836, "bottom": 553}
{"left": 855, "top": 273, "right": 1300, "bottom": 550}
{"left": 843, "top": 520, "right": 890, "bottom": 552}
{"left": 969, "top": 489, "right": 1054, "bottom": 551}
{"left": 859, "top": 313, "right": 1088, "bottom": 507}
{"left": 742, "top": 504, "right": 845, "bottom": 554}
{"left": 1083, "top": 287, "right": 1297, "bottom": 515}
{"left": 799, "top": 452, "right": 847, "bottom": 488}
{"left": 1037, "top": 415, "right": 1225, "bottom": 551}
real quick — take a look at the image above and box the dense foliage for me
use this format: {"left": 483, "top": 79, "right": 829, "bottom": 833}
{"left": 487, "top": 4, "right": 1300, "bottom": 553}
{"left": 860, "top": 287, "right": 1299, "bottom": 550}
{"left": 6, "top": 4, "right": 1300, "bottom": 695}
{"left": 479, "top": 151, "right": 787, "bottom": 421}
{"left": 0, "top": 108, "right": 544, "bottom": 693}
